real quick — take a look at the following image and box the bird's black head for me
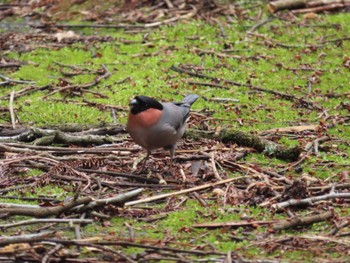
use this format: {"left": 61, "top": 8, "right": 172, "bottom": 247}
{"left": 129, "top": 95, "right": 164, "bottom": 115}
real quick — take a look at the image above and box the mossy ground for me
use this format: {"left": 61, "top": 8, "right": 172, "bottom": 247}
{"left": 1, "top": 2, "right": 350, "bottom": 262}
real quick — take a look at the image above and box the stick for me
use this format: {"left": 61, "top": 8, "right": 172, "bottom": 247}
{"left": 75, "top": 188, "right": 144, "bottom": 212}
{"left": 210, "top": 152, "right": 222, "bottom": 180}
{"left": 272, "top": 192, "right": 350, "bottom": 210}
{"left": 0, "top": 231, "right": 56, "bottom": 246}
{"left": 125, "top": 177, "right": 244, "bottom": 206}
{"left": 0, "top": 218, "right": 93, "bottom": 230}
{"left": 273, "top": 211, "right": 333, "bottom": 230}
{"left": 193, "top": 220, "right": 276, "bottom": 228}
{"left": 41, "top": 244, "right": 63, "bottom": 263}
{"left": 0, "top": 74, "right": 35, "bottom": 86}
{"left": 9, "top": 90, "right": 16, "bottom": 129}
{"left": 42, "top": 239, "right": 225, "bottom": 256}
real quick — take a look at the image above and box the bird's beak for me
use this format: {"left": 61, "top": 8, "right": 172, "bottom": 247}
{"left": 129, "top": 98, "right": 138, "bottom": 107}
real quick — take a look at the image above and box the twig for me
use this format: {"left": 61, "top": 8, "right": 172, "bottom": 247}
{"left": 0, "top": 197, "right": 92, "bottom": 218}
{"left": 41, "top": 244, "right": 63, "bottom": 263}
{"left": 42, "top": 239, "right": 226, "bottom": 256}
{"left": 74, "top": 188, "right": 144, "bottom": 212}
{"left": 193, "top": 220, "right": 275, "bottom": 229}
{"left": 0, "top": 85, "right": 51, "bottom": 100}
{"left": 0, "top": 231, "right": 56, "bottom": 246}
{"left": 125, "top": 177, "right": 244, "bottom": 206}
{"left": 88, "top": 244, "right": 137, "bottom": 263}
{"left": 0, "top": 218, "right": 93, "bottom": 230}
{"left": 329, "top": 218, "right": 350, "bottom": 235}
{"left": 245, "top": 16, "right": 275, "bottom": 41}
{"left": 272, "top": 192, "right": 350, "bottom": 211}
{"left": 77, "top": 168, "right": 161, "bottom": 184}
{"left": 0, "top": 62, "right": 22, "bottom": 68}
{"left": 273, "top": 211, "right": 333, "bottom": 230}
{"left": 0, "top": 74, "right": 35, "bottom": 86}
{"left": 188, "top": 80, "right": 229, "bottom": 89}
{"left": 292, "top": 3, "right": 350, "bottom": 14}
{"left": 9, "top": 90, "right": 16, "bottom": 129}
{"left": 210, "top": 152, "right": 222, "bottom": 180}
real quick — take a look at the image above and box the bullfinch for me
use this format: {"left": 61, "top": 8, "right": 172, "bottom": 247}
{"left": 127, "top": 94, "right": 199, "bottom": 171}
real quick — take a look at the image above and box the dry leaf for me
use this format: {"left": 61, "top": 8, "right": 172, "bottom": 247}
{"left": 54, "top": 31, "right": 79, "bottom": 42}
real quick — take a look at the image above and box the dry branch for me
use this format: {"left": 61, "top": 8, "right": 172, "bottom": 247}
{"left": 0, "top": 74, "right": 35, "bottom": 86}
{"left": 273, "top": 211, "right": 333, "bottom": 230}
{"left": 0, "top": 189, "right": 143, "bottom": 218}
{"left": 193, "top": 220, "right": 276, "bottom": 229}
{"left": 272, "top": 192, "right": 350, "bottom": 211}
{"left": 0, "top": 196, "right": 92, "bottom": 218}
{"left": 9, "top": 90, "right": 16, "bottom": 129}
{"left": 125, "top": 177, "right": 244, "bottom": 206}
{"left": 42, "top": 239, "right": 226, "bottom": 256}
{"left": 0, "top": 127, "right": 115, "bottom": 146}
{"left": 292, "top": 2, "right": 350, "bottom": 14}
{"left": 74, "top": 188, "right": 144, "bottom": 212}
{"left": 268, "top": 0, "right": 350, "bottom": 13}
{"left": 0, "top": 231, "right": 56, "bottom": 246}
{"left": 268, "top": 0, "right": 313, "bottom": 13}
{"left": 0, "top": 218, "right": 93, "bottom": 230}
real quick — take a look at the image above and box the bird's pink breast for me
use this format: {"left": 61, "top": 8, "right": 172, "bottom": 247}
{"left": 127, "top": 108, "right": 162, "bottom": 129}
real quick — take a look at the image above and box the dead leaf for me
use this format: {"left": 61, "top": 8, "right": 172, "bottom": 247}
{"left": 0, "top": 243, "right": 31, "bottom": 254}
{"left": 54, "top": 31, "right": 79, "bottom": 42}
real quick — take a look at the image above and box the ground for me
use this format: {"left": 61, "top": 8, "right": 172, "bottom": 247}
{"left": 0, "top": 0, "right": 350, "bottom": 262}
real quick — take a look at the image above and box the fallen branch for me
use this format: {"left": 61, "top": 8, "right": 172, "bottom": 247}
{"left": 0, "top": 218, "right": 93, "bottom": 230}
{"left": 0, "top": 128, "right": 114, "bottom": 146}
{"left": 125, "top": 177, "right": 244, "bottom": 206}
{"left": 0, "top": 188, "right": 143, "bottom": 218}
{"left": 292, "top": 2, "right": 350, "bottom": 14}
{"left": 0, "top": 231, "right": 56, "bottom": 246}
{"left": 272, "top": 192, "right": 350, "bottom": 211}
{"left": 0, "top": 196, "right": 92, "bottom": 218}
{"left": 193, "top": 220, "right": 275, "bottom": 229}
{"left": 329, "top": 217, "right": 350, "bottom": 235}
{"left": 273, "top": 211, "right": 333, "bottom": 230}
{"left": 42, "top": 239, "right": 225, "bottom": 256}
{"left": 9, "top": 90, "right": 16, "bottom": 129}
{"left": 0, "top": 74, "right": 35, "bottom": 86}
{"left": 268, "top": 0, "right": 313, "bottom": 13}
{"left": 75, "top": 188, "right": 144, "bottom": 212}
{"left": 78, "top": 168, "right": 161, "bottom": 184}
{"left": 0, "top": 85, "right": 51, "bottom": 100}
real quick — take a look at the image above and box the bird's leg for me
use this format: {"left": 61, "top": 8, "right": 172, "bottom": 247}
{"left": 168, "top": 148, "right": 175, "bottom": 175}
{"left": 139, "top": 150, "right": 151, "bottom": 173}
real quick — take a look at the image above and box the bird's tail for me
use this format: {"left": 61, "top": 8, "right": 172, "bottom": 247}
{"left": 181, "top": 94, "right": 199, "bottom": 106}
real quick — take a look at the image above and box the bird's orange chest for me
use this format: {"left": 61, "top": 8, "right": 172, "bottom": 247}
{"left": 127, "top": 108, "right": 162, "bottom": 129}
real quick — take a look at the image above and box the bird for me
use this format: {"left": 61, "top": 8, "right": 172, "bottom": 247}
{"left": 127, "top": 94, "right": 199, "bottom": 172}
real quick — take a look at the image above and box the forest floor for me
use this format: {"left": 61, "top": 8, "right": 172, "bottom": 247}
{"left": 0, "top": 0, "right": 350, "bottom": 262}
